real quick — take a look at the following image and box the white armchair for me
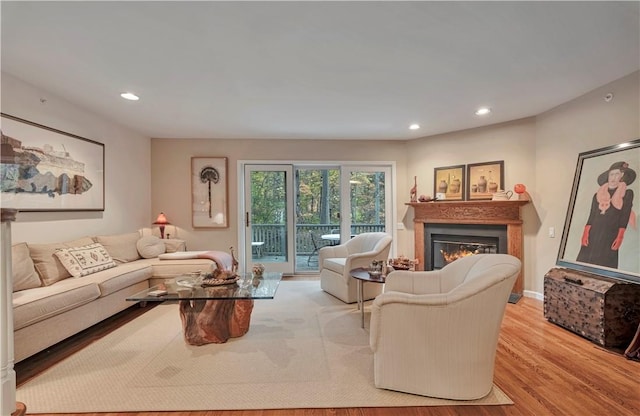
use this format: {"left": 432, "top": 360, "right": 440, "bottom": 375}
{"left": 319, "top": 232, "right": 392, "bottom": 303}
{"left": 369, "top": 254, "right": 521, "bottom": 400}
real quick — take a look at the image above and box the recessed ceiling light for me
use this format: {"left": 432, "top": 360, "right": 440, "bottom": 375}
{"left": 409, "top": 124, "right": 420, "bottom": 130}
{"left": 120, "top": 92, "right": 139, "bottom": 101}
{"left": 475, "top": 107, "right": 491, "bottom": 116}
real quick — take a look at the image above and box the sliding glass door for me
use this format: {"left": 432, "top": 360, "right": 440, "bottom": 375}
{"left": 241, "top": 162, "right": 393, "bottom": 274}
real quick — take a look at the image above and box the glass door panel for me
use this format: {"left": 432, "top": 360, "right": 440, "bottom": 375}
{"left": 344, "top": 167, "right": 391, "bottom": 239}
{"left": 244, "top": 165, "right": 294, "bottom": 274}
{"left": 295, "top": 167, "right": 340, "bottom": 272}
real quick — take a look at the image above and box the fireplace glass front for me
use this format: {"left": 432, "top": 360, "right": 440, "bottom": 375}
{"left": 425, "top": 223, "right": 508, "bottom": 271}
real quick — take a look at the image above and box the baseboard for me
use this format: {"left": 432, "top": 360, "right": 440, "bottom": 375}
{"left": 523, "top": 290, "right": 543, "bottom": 301}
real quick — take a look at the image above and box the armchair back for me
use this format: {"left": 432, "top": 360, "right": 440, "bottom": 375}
{"left": 344, "top": 232, "right": 392, "bottom": 257}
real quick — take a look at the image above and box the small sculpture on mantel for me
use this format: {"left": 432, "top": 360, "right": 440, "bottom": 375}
{"left": 410, "top": 176, "right": 418, "bottom": 202}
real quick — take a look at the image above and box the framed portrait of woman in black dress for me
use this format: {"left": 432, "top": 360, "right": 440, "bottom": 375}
{"left": 557, "top": 138, "right": 640, "bottom": 284}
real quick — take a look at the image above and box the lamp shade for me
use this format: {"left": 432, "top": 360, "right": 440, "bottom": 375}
{"left": 153, "top": 212, "right": 170, "bottom": 239}
{"left": 153, "top": 212, "right": 170, "bottom": 225}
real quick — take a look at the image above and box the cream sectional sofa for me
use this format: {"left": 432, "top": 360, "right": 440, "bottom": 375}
{"left": 11, "top": 231, "right": 215, "bottom": 363}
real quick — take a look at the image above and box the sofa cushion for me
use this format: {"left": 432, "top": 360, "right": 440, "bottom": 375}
{"left": 164, "top": 238, "right": 186, "bottom": 253}
{"left": 12, "top": 282, "right": 101, "bottom": 330}
{"left": 136, "top": 235, "right": 166, "bottom": 258}
{"left": 12, "top": 242, "right": 41, "bottom": 292}
{"left": 94, "top": 232, "right": 141, "bottom": 263}
{"left": 74, "top": 262, "right": 152, "bottom": 297}
{"left": 29, "top": 237, "right": 96, "bottom": 286}
{"left": 54, "top": 242, "right": 117, "bottom": 277}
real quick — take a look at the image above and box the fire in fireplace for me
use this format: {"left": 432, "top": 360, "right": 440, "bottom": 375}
{"left": 425, "top": 223, "right": 508, "bottom": 271}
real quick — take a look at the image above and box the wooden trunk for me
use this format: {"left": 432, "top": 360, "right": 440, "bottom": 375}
{"left": 179, "top": 299, "right": 254, "bottom": 345}
{"left": 544, "top": 267, "right": 640, "bottom": 347}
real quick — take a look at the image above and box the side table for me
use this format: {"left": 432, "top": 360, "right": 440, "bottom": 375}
{"left": 349, "top": 268, "right": 386, "bottom": 328}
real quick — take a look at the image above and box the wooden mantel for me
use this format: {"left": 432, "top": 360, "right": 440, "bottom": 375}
{"left": 407, "top": 200, "right": 529, "bottom": 294}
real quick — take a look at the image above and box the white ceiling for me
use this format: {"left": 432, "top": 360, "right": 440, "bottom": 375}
{"left": 1, "top": 1, "right": 639, "bottom": 140}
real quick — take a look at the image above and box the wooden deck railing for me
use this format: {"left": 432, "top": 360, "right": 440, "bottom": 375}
{"left": 251, "top": 224, "right": 385, "bottom": 256}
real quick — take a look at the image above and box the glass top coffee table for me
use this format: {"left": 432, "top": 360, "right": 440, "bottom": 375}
{"left": 127, "top": 272, "right": 282, "bottom": 345}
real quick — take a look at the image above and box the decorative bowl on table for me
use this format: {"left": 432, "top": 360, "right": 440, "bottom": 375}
{"left": 200, "top": 269, "right": 239, "bottom": 286}
{"left": 389, "top": 256, "right": 416, "bottom": 271}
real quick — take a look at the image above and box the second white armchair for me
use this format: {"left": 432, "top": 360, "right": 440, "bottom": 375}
{"left": 319, "top": 232, "right": 392, "bottom": 303}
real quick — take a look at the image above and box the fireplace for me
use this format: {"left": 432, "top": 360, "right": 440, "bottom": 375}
{"left": 426, "top": 223, "right": 507, "bottom": 270}
{"left": 407, "top": 200, "right": 529, "bottom": 294}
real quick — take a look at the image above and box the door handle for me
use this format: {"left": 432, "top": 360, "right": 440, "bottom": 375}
{"left": 246, "top": 212, "right": 250, "bottom": 227}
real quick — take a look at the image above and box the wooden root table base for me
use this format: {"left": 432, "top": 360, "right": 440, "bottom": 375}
{"left": 179, "top": 299, "right": 254, "bottom": 345}
{"left": 12, "top": 402, "right": 26, "bottom": 416}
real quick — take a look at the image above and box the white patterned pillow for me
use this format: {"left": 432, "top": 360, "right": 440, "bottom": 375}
{"left": 54, "top": 243, "right": 117, "bottom": 277}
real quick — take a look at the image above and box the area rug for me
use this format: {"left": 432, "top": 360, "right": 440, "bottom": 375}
{"left": 17, "top": 281, "right": 512, "bottom": 412}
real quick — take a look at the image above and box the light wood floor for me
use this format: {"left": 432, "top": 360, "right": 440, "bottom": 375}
{"left": 15, "top": 277, "right": 640, "bottom": 416}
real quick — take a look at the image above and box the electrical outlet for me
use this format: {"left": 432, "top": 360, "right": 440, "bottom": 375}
{"left": 548, "top": 227, "right": 555, "bottom": 238}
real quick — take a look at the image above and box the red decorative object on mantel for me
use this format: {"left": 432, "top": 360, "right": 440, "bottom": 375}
{"left": 513, "top": 183, "right": 530, "bottom": 200}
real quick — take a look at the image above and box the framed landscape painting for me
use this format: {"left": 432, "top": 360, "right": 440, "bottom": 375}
{"left": 557, "top": 138, "right": 640, "bottom": 284}
{"left": 466, "top": 160, "right": 504, "bottom": 200}
{"left": 0, "top": 113, "right": 105, "bottom": 211}
{"left": 191, "top": 157, "right": 228, "bottom": 228}
{"left": 433, "top": 164, "right": 465, "bottom": 201}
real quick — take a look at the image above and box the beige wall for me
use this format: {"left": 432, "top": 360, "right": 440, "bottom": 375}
{"left": 2, "top": 73, "right": 152, "bottom": 244}
{"left": 151, "top": 138, "right": 408, "bottom": 254}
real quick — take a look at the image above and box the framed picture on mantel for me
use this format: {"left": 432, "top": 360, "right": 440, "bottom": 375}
{"left": 433, "top": 164, "right": 465, "bottom": 201}
{"left": 466, "top": 160, "right": 504, "bottom": 200}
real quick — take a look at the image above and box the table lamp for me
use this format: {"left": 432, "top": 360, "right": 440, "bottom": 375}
{"left": 153, "top": 212, "right": 170, "bottom": 239}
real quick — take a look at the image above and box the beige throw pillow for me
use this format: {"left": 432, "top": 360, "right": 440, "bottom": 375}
{"left": 11, "top": 242, "right": 42, "bottom": 292}
{"left": 29, "top": 237, "right": 96, "bottom": 286}
{"left": 164, "top": 238, "right": 186, "bottom": 253}
{"left": 94, "top": 232, "right": 141, "bottom": 263}
{"left": 54, "top": 243, "right": 117, "bottom": 277}
{"left": 136, "top": 235, "right": 166, "bottom": 258}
